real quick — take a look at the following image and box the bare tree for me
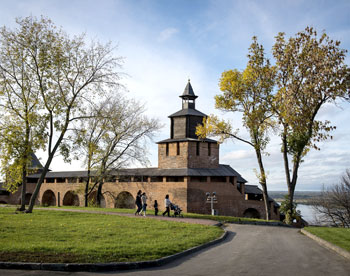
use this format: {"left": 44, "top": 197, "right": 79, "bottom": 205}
{"left": 0, "top": 16, "right": 122, "bottom": 213}
{"left": 312, "top": 169, "right": 350, "bottom": 227}
{"left": 0, "top": 18, "right": 46, "bottom": 210}
{"left": 72, "top": 96, "right": 161, "bottom": 207}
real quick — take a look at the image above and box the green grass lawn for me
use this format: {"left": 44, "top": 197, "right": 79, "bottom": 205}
{"left": 0, "top": 207, "right": 223, "bottom": 263}
{"left": 37, "top": 205, "right": 278, "bottom": 223}
{"left": 304, "top": 226, "right": 350, "bottom": 252}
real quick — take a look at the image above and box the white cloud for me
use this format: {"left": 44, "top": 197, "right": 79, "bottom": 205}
{"left": 158, "top": 27, "right": 179, "bottom": 42}
{"left": 1, "top": 0, "right": 350, "bottom": 190}
{"left": 222, "top": 149, "right": 255, "bottom": 161}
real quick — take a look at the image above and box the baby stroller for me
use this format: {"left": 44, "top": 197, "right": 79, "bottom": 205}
{"left": 170, "top": 203, "right": 183, "bottom": 218}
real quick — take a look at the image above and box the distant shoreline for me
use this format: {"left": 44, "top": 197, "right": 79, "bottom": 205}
{"left": 274, "top": 199, "right": 315, "bottom": 205}
{"left": 269, "top": 191, "right": 321, "bottom": 205}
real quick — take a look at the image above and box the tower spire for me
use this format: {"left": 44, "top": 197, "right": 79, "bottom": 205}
{"left": 180, "top": 79, "right": 197, "bottom": 109}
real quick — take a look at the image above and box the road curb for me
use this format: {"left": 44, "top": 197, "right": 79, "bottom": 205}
{"left": 0, "top": 226, "right": 228, "bottom": 272}
{"left": 227, "top": 220, "right": 290, "bottom": 227}
{"left": 301, "top": 229, "right": 350, "bottom": 260}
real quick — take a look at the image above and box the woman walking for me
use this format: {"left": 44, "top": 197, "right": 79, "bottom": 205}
{"left": 162, "top": 194, "right": 171, "bottom": 217}
{"left": 141, "top": 192, "right": 148, "bottom": 217}
{"left": 135, "top": 190, "right": 142, "bottom": 215}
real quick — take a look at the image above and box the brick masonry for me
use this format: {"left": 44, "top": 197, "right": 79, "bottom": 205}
{"left": 0, "top": 82, "right": 280, "bottom": 220}
{"left": 0, "top": 174, "right": 280, "bottom": 220}
{"left": 158, "top": 141, "right": 219, "bottom": 169}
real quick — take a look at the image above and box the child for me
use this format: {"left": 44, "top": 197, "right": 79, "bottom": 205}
{"left": 154, "top": 200, "right": 159, "bottom": 216}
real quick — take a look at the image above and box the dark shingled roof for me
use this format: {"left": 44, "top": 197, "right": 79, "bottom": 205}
{"left": 245, "top": 184, "right": 280, "bottom": 206}
{"left": 180, "top": 80, "right": 197, "bottom": 99}
{"left": 168, "top": 108, "right": 206, "bottom": 118}
{"left": 27, "top": 164, "right": 247, "bottom": 183}
{"left": 245, "top": 185, "right": 263, "bottom": 195}
{"left": 29, "top": 153, "right": 43, "bottom": 170}
{"left": 157, "top": 137, "right": 217, "bottom": 144}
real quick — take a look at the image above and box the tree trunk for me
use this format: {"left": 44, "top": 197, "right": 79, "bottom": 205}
{"left": 282, "top": 129, "right": 291, "bottom": 187}
{"left": 288, "top": 153, "right": 301, "bottom": 216}
{"left": 97, "top": 181, "right": 103, "bottom": 207}
{"left": 84, "top": 183, "right": 89, "bottom": 207}
{"left": 19, "top": 166, "right": 27, "bottom": 211}
{"left": 260, "top": 182, "right": 270, "bottom": 220}
{"left": 282, "top": 127, "right": 303, "bottom": 223}
{"left": 84, "top": 168, "right": 91, "bottom": 207}
{"left": 19, "top": 121, "right": 30, "bottom": 211}
{"left": 26, "top": 129, "right": 67, "bottom": 213}
{"left": 281, "top": 129, "right": 294, "bottom": 224}
{"left": 25, "top": 155, "right": 53, "bottom": 213}
{"left": 255, "top": 148, "right": 270, "bottom": 220}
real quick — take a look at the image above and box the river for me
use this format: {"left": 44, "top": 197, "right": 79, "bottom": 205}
{"left": 297, "top": 204, "right": 321, "bottom": 225}
{"left": 277, "top": 203, "right": 324, "bottom": 225}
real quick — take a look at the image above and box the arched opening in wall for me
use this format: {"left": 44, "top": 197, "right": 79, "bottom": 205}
{"left": 42, "top": 190, "right": 56, "bottom": 206}
{"left": 88, "top": 191, "right": 106, "bottom": 208}
{"left": 115, "top": 191, "right": 135, "bottom": 209}
{"left": 243, "top": 208, "right": 260, "bottom": 219}
{"left": 63, "top": 191, "right": 80, "bottom": 206}
{"left": 0, "top": 201, "right": 7, "bottom": 204}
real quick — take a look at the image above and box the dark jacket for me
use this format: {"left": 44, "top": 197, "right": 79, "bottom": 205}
{"left": 135, "top": 195, "right": 142, "bottom": 206}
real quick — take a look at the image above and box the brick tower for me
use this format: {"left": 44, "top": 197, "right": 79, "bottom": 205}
{"left": 157, "top": 80, "right": 219, "bottom": 169}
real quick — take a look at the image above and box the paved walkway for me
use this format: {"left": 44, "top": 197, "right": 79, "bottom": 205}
{"left": 2, "top": 224, "right": 350, "bottom": 276}
{"left": 37, "top": 207, "right": 219, "bottom": 225}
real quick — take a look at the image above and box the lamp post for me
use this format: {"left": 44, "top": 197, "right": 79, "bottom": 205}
{"left": 206, "top": 192, "right": 217, "bottom": 215}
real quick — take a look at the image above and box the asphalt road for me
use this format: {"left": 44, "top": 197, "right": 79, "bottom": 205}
{"left": 1, "top": 224, "right": 350, "bottom": 276}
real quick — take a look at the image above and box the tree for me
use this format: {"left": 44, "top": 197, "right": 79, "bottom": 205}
{"left": 0, "top": 16, "right": 122, "bottom": 213}
{"left": 197, "top": 37, "right": 275, "bottom": 220}
{"left": 279, "top": 195, "right": 301, "bottom": 225}
{"left": 72, "top": 97, "right": 160, "bottom": 207}
{"left": 70, "top": 103, "right": 106, "bottom": 207}
{"left": 272, "top": 27, "right": 349, "bottom": 219}
{"left": 0, "top": 19, "right": 46, "bottom": 210}
{"left": 312, "top": 169, "right": 350, "bottom": 228}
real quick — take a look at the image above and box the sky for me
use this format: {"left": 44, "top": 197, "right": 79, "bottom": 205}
{"left": 0, "top": 0, "right": 349, "bottom": 191}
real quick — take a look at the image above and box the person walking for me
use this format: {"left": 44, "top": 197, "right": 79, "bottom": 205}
{"left": 162, "top": 194, "right": 171, "bottom": 217}
{"left": 141, "top": 192, "right": 148, "bottom": 217}
{"left": 135, "top": 190, "right": 142, "bottom": 215}
{"left": 154, "top": 200, "right": 159, "bottom": 216}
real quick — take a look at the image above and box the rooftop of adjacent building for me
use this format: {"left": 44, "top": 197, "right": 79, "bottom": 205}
{"left": 27, "top": 164, "right": 247, "bottom": 183}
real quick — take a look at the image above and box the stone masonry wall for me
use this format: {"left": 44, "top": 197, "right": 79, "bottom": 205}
{"left": 36, "top": 177, "right": 188, "bottom": 213}
{"left": 2, "top": 176, "right": 279, "bottom": 220}
{"left": 0, "top": 183, "right": 37, "bottom": 205}
{"left": 158, "top": 141, "right": 219, "bottom": 169}
{"left": 158, "top": 142, "right": 189, "bottom": 169}
{"left": 187, "top": 177, "right": 280, "bottom": 219}
{"left": 187, "top": 141, "right": 219, "bottom": 168}
{"left": 188, "top": 177, "right": 244, "bottom": 216}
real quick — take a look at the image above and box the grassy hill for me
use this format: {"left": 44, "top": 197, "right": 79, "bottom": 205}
{"left": 0, "top": 207, "right": 223, "bottom": 263}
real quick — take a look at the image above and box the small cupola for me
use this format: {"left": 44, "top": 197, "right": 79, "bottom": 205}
{"left": 180, "top": 79, "right": 197, "bottom": 109}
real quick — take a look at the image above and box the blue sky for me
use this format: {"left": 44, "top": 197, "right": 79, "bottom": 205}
{"left": 1, "top": 0, "right": 349, "bottom": 191}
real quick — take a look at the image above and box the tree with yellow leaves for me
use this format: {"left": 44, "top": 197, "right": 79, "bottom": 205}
{"left": 272, "top": 27, "right": 349, "bottom": 223}
{"left": 197, "top": 37, "right": 275, "bottom": 220}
